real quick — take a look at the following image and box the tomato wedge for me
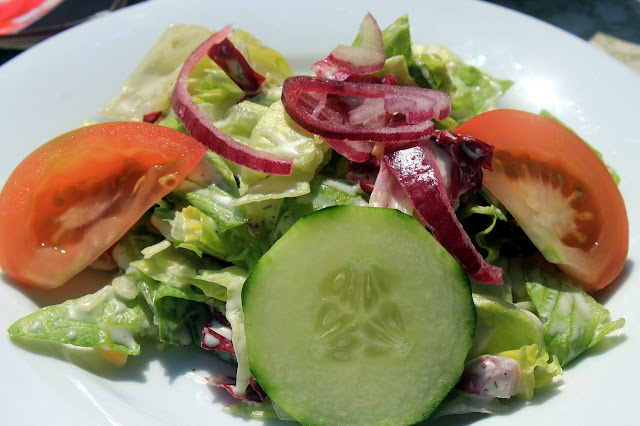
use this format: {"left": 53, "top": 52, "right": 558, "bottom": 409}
{"left": 455, "top": 109, "right": 628, "bottom": 293}
{"left": 0, "top": 122, "right": 207, "bottom": 289}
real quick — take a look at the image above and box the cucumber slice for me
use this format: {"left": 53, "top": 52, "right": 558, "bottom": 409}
{"left": 243, "top": 206, "right": 476, "bottom": 425}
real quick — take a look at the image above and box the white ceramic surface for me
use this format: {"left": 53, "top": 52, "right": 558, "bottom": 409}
{"left": 0, "top": 0, "right": 638, "bottom": 425}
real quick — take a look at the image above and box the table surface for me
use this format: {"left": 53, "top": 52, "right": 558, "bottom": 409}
{"left": 1, "top": 0, "right": 639, "bottom": 72}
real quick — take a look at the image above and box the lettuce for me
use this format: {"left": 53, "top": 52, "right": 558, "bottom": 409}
{"left": 379, "top": 15, "right": 513, "bottom": 124}
{"left": 101, "top": 24, "right": 214, "bottom": 121}
{"left": 523, "top": 262, "right": 625, "bottom": 366}
{"left": 272, "top": 176, "right": 368, "bottom": 240}
{"left": 236, "top": 100, "right": 330, "bottom": 205}
{"left": 8, "top": 280, "right": 155, "bottom": 356}
{"left": 469, "top": 294, "right": 544, "bottom": 360}
{"left": 457, "top": 193, "right": 508, "bottom": 264}
{"left": 498, "top": 345, "right": 562, "bottom": 400}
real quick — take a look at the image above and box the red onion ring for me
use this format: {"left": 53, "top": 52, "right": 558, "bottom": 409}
{"left": 171, "top": 26, "right": 293, "bottom": 176}
{"left": 312, "top": 12, "right": 386, "bottom": 77}
{"left": 282, "top": 76, "right": 451, "bottom": 143}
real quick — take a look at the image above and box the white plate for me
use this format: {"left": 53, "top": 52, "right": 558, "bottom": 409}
{"left": 0, "top": 0, "right": 638, "bottom": 424}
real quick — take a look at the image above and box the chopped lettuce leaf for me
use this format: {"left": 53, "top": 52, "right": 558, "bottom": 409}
{"left": 130, "top": 239, "right": 248, "bottom": 302}
{"left": 457, "top": 195, "right": 508, "bottom": 264}
{"left": 229, "top": 29, "right": 294, "bottom": 87}
{"left": 224, "top": 268, "right": 251, "bottom": 397}
{"left": 379, "top": 15, "right": 512, "bottom": 123}
{"left": 523, "top": 262, "right": 625, "bottom": 366}
{"left": 102, "top": 24, "right": 213, "bottom": 121}
{"left": 272, "top": 176, "right": 368, "bottom": 240}
{"left": 412, "top": 43, "right": 513, "bottom": 123}
{"left": 498, "top": 344, "right": 562, "bottom": 400}
{"left": 469, "top": 294, "right": 544, "bottom": 360}
{"left": 236, "top": 101, "right": 330, "bottom": 205}
{"left": 8, "top": 282, "right": 155, "bottom": 355}
{"left": 125, "top": 267, "right": 209, "bottom": 346}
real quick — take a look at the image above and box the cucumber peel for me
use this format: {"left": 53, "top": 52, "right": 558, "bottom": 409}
{"left": 243, "top": 206, "right": 476, "bottom": 425}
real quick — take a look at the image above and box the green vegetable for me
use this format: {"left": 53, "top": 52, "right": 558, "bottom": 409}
{"left": 523, "top": 262, "right": 625, "bottom": 366}
{"left": 379, "top": 15, "right": 513, "bottom": 124}
{"left": 243, "top": 206, "right": 476, "bottom": 425}
{"left": 469, "top": 294, "right": 544, "bottom": 359}
{"left": 8, "top": 278, "right": 156, "bottom": 356}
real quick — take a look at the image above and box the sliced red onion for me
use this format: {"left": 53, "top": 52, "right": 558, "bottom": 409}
{"left": 282, "top": 76, "right": 451, "bottom": 143}
{"left": 348, "top": 97, "right": 387, "bottom": 127}
{"left": 312, "top": 12, "right": 385, "bottom": 77}
{"left": 172, "top": 26, "right": 293, "bottom": 176}
{"left": 312, "top": 60, "right": 353, "bottom": 81}
{"left": 384, "top": 143, "right": 503, "bottom": 284}
{"left": 208, "top": 37, "right": 266, "bottom": 96}
{"left": 324, "top": 138, "right": 374, "bottom": 162}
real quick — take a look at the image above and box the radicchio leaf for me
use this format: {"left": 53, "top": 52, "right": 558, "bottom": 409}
{"left": 434, "top": 130, "right": 494, "bottom": 200}
{"left": 384, "top": 143, "right": 503, "bottom": 284}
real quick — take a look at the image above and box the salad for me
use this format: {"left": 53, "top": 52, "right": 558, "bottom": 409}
{"left": 0, "top": 10, "right": 629, "bottom": 426}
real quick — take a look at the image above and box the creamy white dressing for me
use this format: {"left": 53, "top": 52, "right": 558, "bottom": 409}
{"left": 207, "top": 319, "right": 233, "bottom": 340}
{"left": 109, "top": 327, "right": 138, "bottom": 349}
{"left": 69, "top": 287, "right": 115, "bottom": 323}
{"left": 112, "top": 275, "right": 140, "bottom": 300}
{"left": 225, "top": 278, "right": 251, "bottom": 397}
{"left": 203, "top": 332, "right": 221, "bottom": 348}
{"left": 28, "top": 320, "right": 43, "bottom": 332}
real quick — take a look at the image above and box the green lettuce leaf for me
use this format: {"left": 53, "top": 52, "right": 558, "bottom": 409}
{"left": 411, "top": 43, "right": 513, "bottom": 123}
{"left": 469, "top": 294, "right": 545, "bottom": 360}
{"left": 457, "top": 193, "right": 508, "bottom": 265}
{"left": 236, "top": 101, "right": 330, "bottom": 205}
{"left": 229, "top": 29, "right": 294, "bottom": 87}
{"left": 378, "top": 15, "right": 513, "bottom": 124}
{"left": 102, "top": 24, "right": 213, "bottom": 121}
{"left": 126, "top": 240, "right": 247, "bottom": 346}
{"left": 498, "top": 344, "right": 562, "bottom": 400}
{"left": 272, "top": 176, "right": 368, "bottom": 240}
{"left": 523, "top": 262, "right": 625, "bottom": 366}
{"left": 8, "top": 278, "right": 156, "bottom": 356}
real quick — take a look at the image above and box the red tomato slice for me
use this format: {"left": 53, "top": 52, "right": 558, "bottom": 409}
{"left": 0, "top": 122, "right": 207, "bottom": 289}
{"left": 455, "top": 109, "right": 628, "bottom": 293}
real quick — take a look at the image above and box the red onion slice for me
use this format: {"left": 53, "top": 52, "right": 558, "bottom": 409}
{"left": 324, "top": 138, "right": 373, "bottom": 162}
{"left": 172, "top": 26, "right": 293, "bottom": 176}
{"left": 208, "top": 37, "right": 266, "bottom": 96}
{"left": 312, "top": 12, "right": 386, "bottom": 77}
{"left": 282, "top": 76, "right": 451, "bottom": 143}
{"left": 384, "top": 143, "right": 503, "bottom": 284}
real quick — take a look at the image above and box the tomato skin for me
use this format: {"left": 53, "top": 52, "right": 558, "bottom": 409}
{"left": 455, "top": 109, "right": 628, "bottom": 293}
{"left": 0, "top": 122, "right": 207, "bottom": 289}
